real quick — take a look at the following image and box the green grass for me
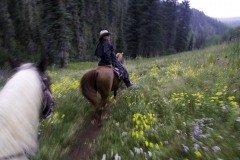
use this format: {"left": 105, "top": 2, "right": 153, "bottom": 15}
{"left": 2, "top": 41, "right": 237, "bottom": 159}
{"left": 91, "top": 42, "right": 240, "bottom": 160}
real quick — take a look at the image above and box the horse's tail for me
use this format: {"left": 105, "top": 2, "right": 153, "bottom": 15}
{"left": 81, "top": 69, "right": 98, "bottom": 106}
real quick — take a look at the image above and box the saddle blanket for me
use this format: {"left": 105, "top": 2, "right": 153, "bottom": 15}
{"left": 113, "top": 68, "right": 122, "bottom": 80}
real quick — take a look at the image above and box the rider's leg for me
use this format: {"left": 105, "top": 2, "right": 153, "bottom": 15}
{"left": 121, "top": 67, "right": 133, "bottom": 88}
{"left": 113, "top": 62, "right": 133, "bottom": 88}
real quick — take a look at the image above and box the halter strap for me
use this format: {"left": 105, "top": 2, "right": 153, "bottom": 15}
{"left": 0, "top": 150, "right": 31, "bottom": 160}
{"left": 40, "top": 76, "right": 54, "bottom": 119}
{"left": 15, "top": 63, "right": 54, "bottom": 119}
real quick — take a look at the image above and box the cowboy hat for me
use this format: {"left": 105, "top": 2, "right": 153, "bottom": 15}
{"left": 99, "top": 30, "right": 111, "bottom": 38}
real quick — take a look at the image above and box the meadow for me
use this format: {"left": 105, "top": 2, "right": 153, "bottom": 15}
{"left": 22, "top": 41, "right": 240, "bottom": 159}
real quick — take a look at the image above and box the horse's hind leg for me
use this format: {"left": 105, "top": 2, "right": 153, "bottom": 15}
{"left": 95, "top": 108, "right": 104, "bottom": 126}
{"left": 114, "top": 90, "right": 117, "bottom": 99}
{"left": 95, "top": 95, "right": 108, "bottom": 126}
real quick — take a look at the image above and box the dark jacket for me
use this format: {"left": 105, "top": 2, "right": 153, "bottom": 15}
{"left": 95, "top": 39, "right": 130, "bottom": 81}
{"left": 95, "top": 39, "right": 119, "bottom": 66}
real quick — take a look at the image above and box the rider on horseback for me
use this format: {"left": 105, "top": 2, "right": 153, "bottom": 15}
{"left": 95, "top": 30, "right": 133, "bottom": 88}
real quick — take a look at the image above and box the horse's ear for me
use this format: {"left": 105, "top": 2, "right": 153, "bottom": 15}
{"left": 8, "top": 57, "right": 20, "bottom": 70}
{"left": 38, "top": 54, "right": 48, "bottom": 73}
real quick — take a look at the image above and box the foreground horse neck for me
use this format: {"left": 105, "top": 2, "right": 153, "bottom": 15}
{"left": 0, "top": 69, "right": 42, "bottom": 158}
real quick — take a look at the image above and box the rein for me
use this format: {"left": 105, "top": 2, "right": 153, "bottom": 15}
{"left": 0, "top": 150, "right": 31, "bottom": 160}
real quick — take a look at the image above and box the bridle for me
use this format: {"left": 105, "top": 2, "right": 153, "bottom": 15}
{"left": 40, "top": 73, "right": 54, "bottom": 119}
{"left": 0, "top": 64, "right": 54, "bottom": 160}
{"left": 13, "top": 64, "right": 54, "bottom": 119}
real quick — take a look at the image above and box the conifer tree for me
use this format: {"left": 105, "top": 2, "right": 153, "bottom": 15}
{"left": 124, "top": 0, "right": 140, "bottom": 59}
{"left": 41, "top": 0, "right": 71, "bottom": 67}
{"left": 175, "top": 0, "right": 191, "bottom": 52}
{"left": 162, "top": 0, "right": 177, "bottom": 53}
{"left": 0, "top": 0, "right": 15, "bottom": 64}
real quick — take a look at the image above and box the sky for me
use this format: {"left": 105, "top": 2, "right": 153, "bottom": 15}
{"left": 179, "top": 0, "right": 240, "bottom": 18}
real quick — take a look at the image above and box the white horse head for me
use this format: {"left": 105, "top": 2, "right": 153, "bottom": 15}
{"left": 0, "top": 58, "right": 54, "bottom": 159}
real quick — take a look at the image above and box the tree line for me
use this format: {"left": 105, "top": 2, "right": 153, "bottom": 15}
{"left": 0, "top": 0, "right": 229, "bottom": 67}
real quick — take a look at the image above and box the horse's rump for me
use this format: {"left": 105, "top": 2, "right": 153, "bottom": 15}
{"left": 81, "top": 69, "right": 98, "bottom": 106}
{"left": 81, "top": 66, "right": 116, "bottom": 106}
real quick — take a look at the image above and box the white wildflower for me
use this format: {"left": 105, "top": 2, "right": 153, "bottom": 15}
{"left": 199, "top": 134, "right": 211, "bottom": 138}
{"left": 194, "top": 143, "right": 200, "bottom": 150}
{"left": 212, "top": 146, "right": 221, "bottom": 152}
{"left": 148, "top": 151, "right": 152, "bottom": 157}
{"left": 134, "top": 147, "right": 140, "bottom": 154}
{"left": 114, "top": 153, "right": 121, "bottom": 160}
{"left": 182, "top": 144, "right": 189, "bottom": 153}
{"left": 130, "top": 150, "right": 134, "bottom": 157}
{"left": 206, "top": 126, "right": 214, "bottom": 130}
{"left": 176, "top": 130, "right": 181, "bottom": 134}
{"left": 236, "top": 117, "right": 240, "bottom": 122}
{"left": 111, "top": 150, "right": 113, "bottom": 157}
{"left": 121, "top": 132, "right": 128, "bottom": 136}
{"left": 102, "top": 154, "right": 106, "bottom": 160}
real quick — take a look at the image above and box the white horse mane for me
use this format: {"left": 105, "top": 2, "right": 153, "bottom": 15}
{"left": 0, "top": 65, "right": 43, "bottom": 159}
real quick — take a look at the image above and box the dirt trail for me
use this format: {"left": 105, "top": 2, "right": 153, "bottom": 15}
{"left": 68, "top": 88, "right": 126, "bottom": 160}
{"left": 68, "top": 108, "right": 111, "bottom": 160}
{"left": 68, "top": 119, "right": 100, "bottom": 160}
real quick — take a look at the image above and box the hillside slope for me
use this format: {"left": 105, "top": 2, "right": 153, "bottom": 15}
{"left": 92, "top": 41, "right": 240, "bottom": 159}
{"left": 34, "top": 41, "right": 240, "bottom": 159}
{"left": 218, "top": 17, "right": 240, "bottom": 27}
{"left": 191, "top": 9, "right": 229, "bottom": 49}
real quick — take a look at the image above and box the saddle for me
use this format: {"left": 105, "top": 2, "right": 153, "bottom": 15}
{"left": 113, "top": 67, "right": 122, "bottom": 80}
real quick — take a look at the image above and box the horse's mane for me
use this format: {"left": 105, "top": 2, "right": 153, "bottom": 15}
{"left": 0, "top": 66, "right": 42, "bottom": 157}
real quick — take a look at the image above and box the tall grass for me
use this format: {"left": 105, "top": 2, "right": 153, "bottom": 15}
{"left": 1, "top": 42, "right": 238, "bottom": 159}
{"left": 92, "top": 41, "right": 240, "bottom": 160}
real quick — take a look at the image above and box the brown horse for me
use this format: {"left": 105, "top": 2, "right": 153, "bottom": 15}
{"left": 80, "top": 53, "right": 124, "bottom": 124}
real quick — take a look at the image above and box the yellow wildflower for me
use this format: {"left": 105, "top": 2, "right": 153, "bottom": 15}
{"left": 149, "top": 142, "right": 154, "bottom": 148}
{"left": 145, "top": 141, "right": 149, "bottom": 147}
{"left": 145, "top": 125, "right": 150, "bottom": 129}
{"left": 135, "top": 132, "right": 139, "bottom": 138}
{"left": 194, "top": 150, "right": 202, "bottom": 158}
{"left": 219, "top": 101, "right": 224, "bottom": 105}
{"left": 131, "top": 131, "right": 135, "bottom": 137}
{"left": 228, "top": 96, "right": 235, "bottom": 101}
{"left": 231, "top": 101, "right": 239, "bottom": 107}
{"left": 159, "top": 141, "right": 163, "bottom": 146}
{"left": 211, "top": 97, "right": 218, "bottom": 100}
{"left": 216, "top": 92, "right": 223, "bottom": 96}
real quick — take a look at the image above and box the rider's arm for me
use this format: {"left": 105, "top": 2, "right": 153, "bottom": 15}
{"left": 103, "top": 41, "right": 113, "bottom": 65}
